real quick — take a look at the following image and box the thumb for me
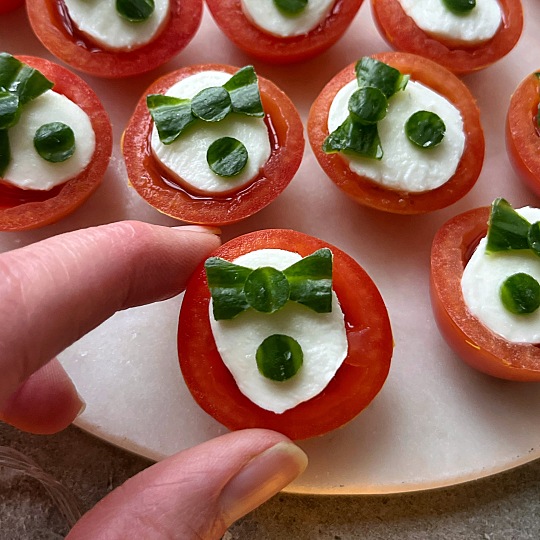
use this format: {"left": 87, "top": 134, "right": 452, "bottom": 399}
{"left": 66, "top": 429, "right": 308, "bottom": 539}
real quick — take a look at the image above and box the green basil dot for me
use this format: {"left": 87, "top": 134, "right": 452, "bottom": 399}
{"left": 528, "top": 222, "right": 540, "bottom": 257}
{"left": 0, "top": 129, "right": 10, "bottom": 177}
{"left": 256, "top": 334, "right": 304, "bottom": 382}
{"left": 348, "top": 87, "right": 388, "bottom": 125}
{"left": 191, "top": 87, "right": 232, "bottom": 122}
{"left": 244, "top": 267, "right": 290, "bottom": 313}
{"left": 441, "top": 0, "right": 476, "bottom": 14}
{"left": 34, "top": 122, "right": 75, "bottom": 163}
{"left": 273, "top": 0, "right": 308, "bottom": 16}
{"left": 116, "top": 0, "right": 155, "bottom": 22}
{"left": 207, "top": 137, "right": 248, "bottom": 177}
{"left": 0, "top": 91, "right": 20, "bottom": 130}
{"left": 500, "top": 273, "right": 540, "bottom": 315}
{"left": 405, "top": 110, "right": 446, "bottom": 149}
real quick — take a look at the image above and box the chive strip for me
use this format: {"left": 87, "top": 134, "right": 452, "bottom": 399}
{"left": 116, "top": 0, "right": 155, "bottom": 22}
{"left": 34, "top": 122, "right": 76, "bottom": 163}
{"left": 441, "top": 0, "right": 476, "bottom": 14}
{"left": 206, "top": 136, "right": 248, "bottom": 177}
{"left": 244, "top": 267, "right": 290, "bottom": 313}
{"left": 283, "top": 248, "right": 333, "bottom": 313}
{"left": 323, "top": 116, "right": 383, "bottom": 159}
{"left": 500, "top": 273, "right": 540, "bottom": 315}
{"left": 486, "top": 198, "right": 531, "bottom": 254}
{"left": 147, "top": 94, "right": 195, "bottom": 144}
{"left": 223, "top": 65, "right": 264, "bottom": 117}
{"left": 191, "top": 87, "right": 232, "bottom": 122}
{"left": 0, "top": 129, "right": 10, "bottom": 177}
{"left": 355, "top": 57, "right": 409, "bottom": 99}
{"left": 405, "top": 110, "right": 446, "bottom": 149}
{"left": 256, "top": 334, "right": 304, "bottom": 382}
{"left": 273, "top": 0, "right": 308, "bottom": 16}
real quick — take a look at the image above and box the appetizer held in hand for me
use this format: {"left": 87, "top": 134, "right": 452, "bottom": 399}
{"left": 178, "top": 229, "right": 393, "bottom": 439}
{"left": 308, "top": 53, "right": 484, "bottom": 214}
{"left": 27, "top": 0, "right": 203, "bottom": 78}
{"left": 205, "top": 0, "right": 363, "bottom": 64}
{"left": 0, "top": 53, "right": 112, "bottom": 231}
{"left": 122, "top": 64, "right": 304, "bottom": 225}
{"left": 431, "top": 198, "right": 540, "bottom": 381}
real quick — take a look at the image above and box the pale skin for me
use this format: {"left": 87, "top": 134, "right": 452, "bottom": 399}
{"left": 0, "top": 221, "right": 308, "bottom": 539}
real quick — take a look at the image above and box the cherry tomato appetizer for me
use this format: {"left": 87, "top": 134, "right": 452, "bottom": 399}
{"left": 122, "top": 63, "right": 304, "bottom": 226}
{"left": 506, "top": 71, "right": 540, "bottom": 197}
{"left": 178, "top": 229, "right": 393, "bottom": 440}
{"left": 205, "top": 0, "right": 363, "bottom": 64}
{"left": 0, "top": 0, "right": 24, "bottom": 14}
{"left": 27, "top": 0, "right": 203, "bottom": 78}
{"left": 0, "top": 55, "right": 112, "bottom": 232}
{"left": 307, "top": 52, "right": 485, "bottom": 215}
{"left": 371, "top": 0, "right": 523, "bottom": 75}
{"left": 430, "top": 205, "right": 540, "bottom": 381}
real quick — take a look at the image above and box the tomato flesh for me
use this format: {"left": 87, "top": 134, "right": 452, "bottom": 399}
{"left": 205, "top": 0, "right": 363, "bottom": 64}
{"left": 27, "top": 0, "right": 203, "bottom": 78}
{"left": 308, "top": 52, "right": 485, "bottom": 215}
{"left": 506, "top": 72, "right": 540, "bottom": 197}
{"left": 0, "top": 56, "right": 112, "bottom": 231}
{"left": 430, "top": 206, "right": 540, "bottom": 381}
{"left": 178, "top": 229, "right": 393, "bottom": 440}
{"left": 122, "top": 64, "right": 304, "bottom": 226}
{"left": 371, "top": 0, "right": 523, "bottom": 75}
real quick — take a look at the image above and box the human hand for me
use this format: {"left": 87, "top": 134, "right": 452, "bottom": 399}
{"left": 0, "top": 221, "right": 308, "bottom": 538}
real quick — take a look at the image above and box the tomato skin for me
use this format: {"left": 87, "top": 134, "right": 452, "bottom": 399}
{"left": 371, "top": 0, "right": 523, "bottom": 75}
{"left": 506, "top": 72, "right": 540, "bottom": 197}
{"left": 178, "top": 229, "right": 393, "bottom": 440}
{"left": 26, "top": 0, "right": 203, "bottom": 78}
{"left": 0, "top": 56, "right": 112, "bottom": 232}
{"left": 307, "top": 52, "right": 485, "bottom": 215}
{"left": 205, "top": 0, "right": 363, "bottom": 64}
{"left": 122, "top": 64, "right": 304, "bottom": 226}
{"left": 430, "top": 206, "right": 540, "bottom": 381}
{"left": 0, "top": 0, "right": 24, "bottom": 14}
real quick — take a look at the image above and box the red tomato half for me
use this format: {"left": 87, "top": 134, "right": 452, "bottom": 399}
{"left": 122, "top": 64, "right": 304, "bottom": 226}
{"left": 0, "top": 56, "right": 112, "bottom": 232}
{"left": 307, "top": 52, "right": 485, "bottom": 215}
{"left": 205, "top": 0, "right": 363, "bottom": 64}
{"left": 430, "top": 206, "right": 540, "bottom": 381}
{"left": 0, "top": 0, "right": 24, "bottom": 14}
{"left": 178, "top": 229, "right": 393, "bottom": 440}
{"left": 506, "top": 71, "right": 540, "bottom": 197}
{"left": 371, "top": 0, "right": 523, "bottom": 75}
{"left": 27, "top": 0, "right": 203, "bottom": 78}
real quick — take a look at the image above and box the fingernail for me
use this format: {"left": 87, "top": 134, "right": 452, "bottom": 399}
{"left": 76, "top": 394, "right": 86, "bottom": 418}
{"left": 172, "top": 225, "right": 222, "bottom": 236}
{"left": 220, "top": 441, "right": 308, "bottom": 525}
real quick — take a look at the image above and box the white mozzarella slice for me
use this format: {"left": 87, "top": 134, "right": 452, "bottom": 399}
{"left": 63, "top": 0, "right": 169, "bottom": 51}
{"left": 241, "top": 0, "right": 335, "bottom": 37}
{"left": 398, "top": 0, "right": 501, "bottom": 44}
{"left": 462, "top": 207, "right": 540, "bottom": 343}
{"left": 151, "top": 71, "right": 271, "bottom": 195}
{"left": 209, "top": 249, "right": 348, "bottom": 414}
{"left": 4, "top": 90, "right": 95, "bottom": 191}
{"left": 327, "top": 79, "right": 465, "bottom": 193}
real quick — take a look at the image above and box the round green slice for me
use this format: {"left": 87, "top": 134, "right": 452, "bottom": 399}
{"left": 256, "top": 334, "right": 304, "bottom": 382}
{"left": 207, "top": 137, "right": 248, "bottom": 177}
{"left": 244, "top": 266, "right": 290, "bottom": 313}
{"left": 34, "top": 122, "right": 76, "bottom": 163}
{"left": 348, "top": 86, "right": 388, "bottom": 125}
{"left": 500, "top": 272, "right": 540, "bottom": 315}
{"left": 116, "top": 0, "right": 155, "bottom": 22}
{"left": 191, "top": 87, "right": 232, "bottom": 122}
{"left": 441, "top": 0, "right": 476, "bottom": 14}
{"left": 273, "top": 0, "right": 308, "bottom": 16}
{"left": 405, "top": 110, "right": 446, "bottom": 149}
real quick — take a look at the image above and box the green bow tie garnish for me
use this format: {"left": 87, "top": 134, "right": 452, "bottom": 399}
{"left": 205, "top": 248, "right": 333, "bottom": 320}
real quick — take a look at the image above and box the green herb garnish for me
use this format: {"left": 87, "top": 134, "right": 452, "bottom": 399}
{"left": 34, "top": 122, "right": 76, "bottom": 163}
{"left": 441, "top": 0, "right": 476, "bottom": 14}
{"left": 256, "top": 334, "right": 304, "bottom": 382}
{"left": 223, "top": 66, "right": 265, "bottom": 117}
{"left": 0, "top": 91, "right": 20, "bottom": 130}
{"left": 486, "top": 198, "right": 531, "bottom": 254}
{"left": 146, "top": 95, "right": 195, "bottom": 145}
{"left": 0, "top": 129, "right": 10, "bottom": 177}
{"left": 191, "top": 87, "right": 232, "bottom": 122}
{"left": 355, "top": 57, "right": 409, "bottom": 99}
{"left": 405, "top": 110, "right": 446, "bottom": 149}
{"left": 273, "top": 0, "right": 308, "bottom": 16}
{"left": 348, "top": 87, "right": 388, "bottom": 125}
{"left": 244, "top": 267, "right": 290, "bottom": 313}
{"left": 206, "top": 136, "right": 248, "bottom": 177}
{"left": 500, "top": 273, "right": 540, "bottom": 315}
{"left": 323, "top": 116, "right": 383, "bottom": 159}
{"left": 116, "top": 0, "right": 155, "bottom": 22}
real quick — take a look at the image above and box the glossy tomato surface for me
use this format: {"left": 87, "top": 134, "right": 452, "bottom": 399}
{"left": 205, "top": 0, "right": 363, "bottom": 64}
{"left": 0, "top": 0, "right": 24, "bottom": 14}
{"left": 178, "top": 229, "right": 393, "bottom": 440}
{"left": 430, "top": 206, "right": 540, "bottom": 381}
{"left": 0, "top": 56, "right": 112, "bottom": 231}
{"left": 122, "top": 64, "right": 304, "bottom": 226}
{"left": 371, "top": 0, "right": 523, "bottom": 75}
{"left": 506, "top": 71, "right": 540, "bottom": 197}
{"left": 27, "top": 0, "right": 202, "bottom": 78}
{"left": 307, "top": 52, "right": 485, "bottom": 214}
